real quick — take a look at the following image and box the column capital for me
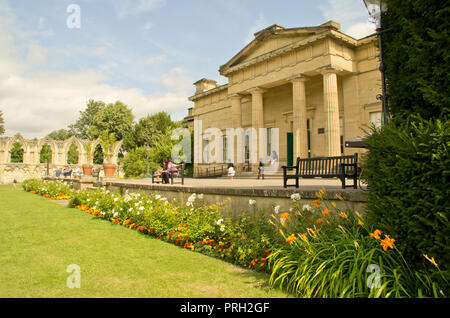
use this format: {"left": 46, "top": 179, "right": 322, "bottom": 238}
{"left": 287, "top": 74, "right": 308, "bottom": 83}
{"left": 229, "top": 93, "right": 243, "bottom": 100}
{"left": 317, "top": 65, "right": 343, "bottom": 75}
{"left": 248, "top": 87, "right": 267, "bottom": 95}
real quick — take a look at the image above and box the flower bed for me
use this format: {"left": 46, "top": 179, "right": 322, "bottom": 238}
{"left": 22, "top": 179, "right": 446, "bottom": 297}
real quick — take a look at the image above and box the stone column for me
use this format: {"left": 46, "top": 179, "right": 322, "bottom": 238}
{"left": 249, "top": 87, "right": 265, "bottom": 169}
{"left": 230, "top": 94, "right": 242, "bottom": 168}
{"left": 321, "top": 69, "right": 341, "bottom": 157}
{"left": 290, "top": 75, "right": 308, "bottom": 160}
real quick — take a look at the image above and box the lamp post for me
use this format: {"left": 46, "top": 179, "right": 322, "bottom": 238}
{"left": 363, "top": 0, "right": 389, "bottom": 125}
{"left": 145, "top": 145, "right": 150, "bottom": 178}
{"left": 46, "top": 140, "right": 50, "bottom": 177}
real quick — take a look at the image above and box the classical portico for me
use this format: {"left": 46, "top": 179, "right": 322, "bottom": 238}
{"left": 187, "top": 21, "right": 382, "bottom": 176}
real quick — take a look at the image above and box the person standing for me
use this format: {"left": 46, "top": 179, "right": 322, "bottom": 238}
{"left": 257, "top": 158, "right": 264, "bottom": 180}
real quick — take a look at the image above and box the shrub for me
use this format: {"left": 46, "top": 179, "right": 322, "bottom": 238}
{"left": 362, "top": 116, "right": 450, "bottom": 285}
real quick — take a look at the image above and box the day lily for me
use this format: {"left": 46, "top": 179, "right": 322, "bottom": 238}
{"left": 380, "top": 235, "right": 395, "bottom": 251}
{"left": 423, "top": 254, "right": 438, "bottom": 268}
{"left": 370, "top": 229, "right": 382, "bottom": 240}
{"left": 285, "top": 234, "right": 297, "bottom": 244}
{"left": 322, "top": 208, "right": 330, "bottom": 217}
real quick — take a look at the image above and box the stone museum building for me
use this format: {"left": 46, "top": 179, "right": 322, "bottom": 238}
{"left": 186, "top": 21, "right": 382, "bottom": 176}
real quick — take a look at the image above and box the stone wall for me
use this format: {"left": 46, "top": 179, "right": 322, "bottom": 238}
{"left": 0, "top": 134, "right": 123, "bottom": 184}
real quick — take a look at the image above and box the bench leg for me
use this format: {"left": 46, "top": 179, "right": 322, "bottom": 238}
{"left": 283, "top": 177, "right": 287, "bottom": 188}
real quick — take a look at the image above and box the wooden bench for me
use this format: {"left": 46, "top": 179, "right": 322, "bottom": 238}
{"left": 282, "top": 153, "right": 359, "bottom": 189}
{"left": 152, "top": 164, "right": 185, "bottom": 185}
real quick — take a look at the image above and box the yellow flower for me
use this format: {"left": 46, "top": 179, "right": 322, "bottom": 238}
{"left": 316, "top": 188, "right": 325, "bottom": 199}
{"left": 370, "top": 229, "right": 382, "bottom": 240}
{"left": 380, "top": 235, "right": 395, "bottom": 251}
{"left": 357, "top": 219, "right": 364, "bottom": 226}
{"left": 423, "top": 254, "right": 438, "bottom": 268}
{"left": 331, "top": 202, "right": 337, "bottom": 208}
{"left": 354, "top": 241, "right": 360, "bottom": 249}
{"left": 335, "top": 194, "right": 344, "bottom": 201}
{"left": 355, "top": 211, "right": 362, "bottom": 219}
{"left": 338, "top": 212, "right": 348, "bottom": 219}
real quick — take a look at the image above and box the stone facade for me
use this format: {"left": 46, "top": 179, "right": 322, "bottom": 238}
{"left": 0, "top": 134, "right": 123, "bottom": 184}
{"left": 186, "top": 21, "right": 382, "bottom": 177}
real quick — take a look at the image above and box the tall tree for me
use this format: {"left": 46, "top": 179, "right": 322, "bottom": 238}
{"left": 383, "top": 0, "right": 450, "bottom": 119}
{"left": 0, "top": 110, "right": 5, "bottom": 136}
{"left": 69, "top": 100, "right": 106, "bottom": 139}
{"left": 10, "top": 142, "right": 23, "bottom": 163}
{"left": 88, "top": 101, "right": 134, "bottom": 141}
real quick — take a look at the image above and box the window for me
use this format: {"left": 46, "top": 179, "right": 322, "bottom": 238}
{"left": 267, "top": 128, "right": 273, "bottom": 157}
{"left": 222, "top": 135, "right": 228, "bottom": 163}
{"left": 340, "top": 118, "right": 344, "bottom": 154}
{"left": 370, "top": 111, "right": 382, "bottom": 129}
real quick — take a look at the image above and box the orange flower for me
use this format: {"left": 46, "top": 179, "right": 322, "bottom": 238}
{"left": 312, "top": 199, "right": 321, "bottom": 208}
{"left": 322, "top": 208, "right": 330, "bottom": 217}
{"left": 285, "top": 234, "right": 297, "bottom": 244}
{"left": 280, "top": 213, "right": 290, "bottom": 220}
{"left": 357, "top": 219, "right": 364, "bottom": 226}
{"left": 316, "top": 218, "right": 324, "bottom": 224}
{"left": 370, "top": 229, "right": 382, "bottom": 240}
{"left": 380, "top": 235, "right": 395, "bottom": 251}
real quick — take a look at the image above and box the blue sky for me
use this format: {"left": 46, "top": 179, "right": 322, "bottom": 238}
{"left": 0, "top": 0, "right": 375, "bottom": 138}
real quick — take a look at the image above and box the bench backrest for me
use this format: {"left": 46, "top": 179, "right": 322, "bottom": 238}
{"left": 296, "top": 153, "right": 358, "bottom": 177}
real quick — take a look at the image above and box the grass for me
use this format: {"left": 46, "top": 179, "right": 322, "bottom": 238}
{"left": 0, "top": 185, "right": 288, "bottom": 298}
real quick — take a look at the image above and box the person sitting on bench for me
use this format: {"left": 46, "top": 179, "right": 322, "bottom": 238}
{"left": 62, "top": 165, "right": 72, "bottom": 178}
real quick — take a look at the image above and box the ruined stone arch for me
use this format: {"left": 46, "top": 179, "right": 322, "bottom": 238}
{"left": 37, "top": 138, "right": 58, "bottom": 164}
{"left": 62, "top": 136, "right": 83, "bottom": 164}
{"left": 6, "top": 133, "right": 28, "bottom": 164}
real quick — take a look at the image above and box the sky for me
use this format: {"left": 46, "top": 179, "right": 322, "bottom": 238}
{"left": 0, "top": 0, "right": 375, "bottom": 138}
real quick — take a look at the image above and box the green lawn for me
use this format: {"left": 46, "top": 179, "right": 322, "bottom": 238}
{"left": 0, "top": 185, "right": 287, "bottom": 298}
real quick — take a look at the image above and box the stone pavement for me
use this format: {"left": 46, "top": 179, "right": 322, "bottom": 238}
{"left": 119, "top": 177, "right": 364, "bottom": 191}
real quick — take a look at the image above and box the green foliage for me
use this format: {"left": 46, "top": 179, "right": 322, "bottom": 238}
{"left": 93, "top": 144, "right": 104, "bottom": 165}
{"left": 362, "top": 116, "right": 450, "bottom": 285}
{"left": 88, "top": 101, "right": 134, "bottom": 142}
{"left": 121, "top": 147, "right": 159, "bottom": 178}
{"left": 383, "top": 0, "right": 450, "bottom": 119}
{"left": 67, "top": 143, "right": 79, "bottom": 164}
{"left": 0, "top": 110, "right": 5, "bottom": 135}
{"left": 47, "top": 129, "right": 74, "bottom": 141}
{"left": 99, "top": 131, "right": 117, "bottom": 163}
{"left": 69, "top": 100, "right": 106, "bottom": 139}
{"left": 9, "top": 142, "right": 23, "bottom": 163}
{"left": 267, "top": 191, "right": 446, "bottom": 298}
{"left": 39, "top": 145, "right": 52, "bottom": 164}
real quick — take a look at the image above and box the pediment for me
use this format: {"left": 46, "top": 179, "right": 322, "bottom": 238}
{"left": 219, "top": 21, "right": 342, "bottom": 75}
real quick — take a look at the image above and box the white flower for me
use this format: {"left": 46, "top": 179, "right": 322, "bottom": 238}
{"left": 128, "top": 208, "right": 133, "bottom": 212}
{"left": 220, "top": 225, "right": 225, "bottom": 232}
{"left": 291, "top": 193, "right": 301, "bottom": 201}
{"left": 198, "top": 194, "right": 204, "bottom": 199}
{"left": 139, "top": 206, "right": 145, "bottom": 211}
{"left": 137, "top": 212, "right": 140, "bottom": 215}
{"left": 188, "top": 193, "right": 197, "bottom": 203}
{"left": 274, "top": 205, "right": 280, "bottom": 214}
{"left": 216, "top": 218, "right": 224, "bottom": 225}
{"left": 155, "top": 194, "right": 161, "bottom": 200}
{"left": 302, "top": 204, "right": 312, "bottom": 211}
{"left": 186, "top": 202, "right": 193, "bottom": 207}
{"left": 113, "top": 212, "right": 119, "bottom": 218}
{"left": 114, "top": 197, "right": 119, "bottom": 202}
{"left": 135, "top": 202, "right": 139, "bottom": 207}
{"left": 249, "top": 199, "right": 256, "bottom": 206}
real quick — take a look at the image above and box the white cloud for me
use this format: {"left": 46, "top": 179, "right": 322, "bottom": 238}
{"left": 144, "top": 55, "right": 167, "bottom": 65}
{"left": 113, "top": 0, "right": 166, "bottom": 18}
{"left": 318, "top": 0, "right": 376, "bottom": 39}
{"left": 244, "top": 13, "right": 268, "bottom": 44}
{"left": 0, "top": 0, "right": 193, "bottom": 138}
